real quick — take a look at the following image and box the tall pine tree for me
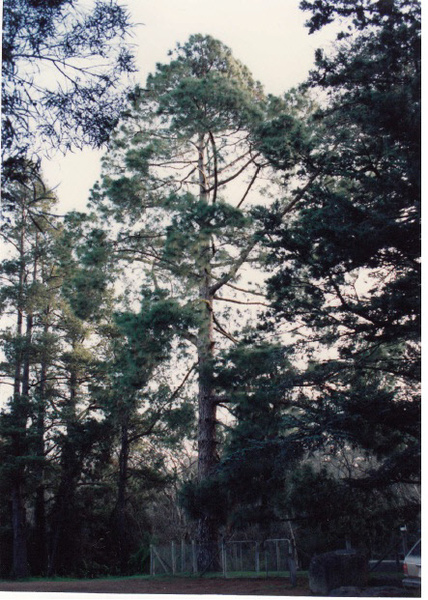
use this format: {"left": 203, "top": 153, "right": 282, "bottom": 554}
{"left": 91, "top": 34, "right": 308, "bottom": 570}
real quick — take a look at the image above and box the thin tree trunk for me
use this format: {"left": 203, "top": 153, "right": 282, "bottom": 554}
{"left": 10, "top": 217, "right": 30, "bottom": 578}
{"left": 47, "top": 367, "right": 78, "bottom": 576}
{"left": 32, "top": 354, "right": 48, "bottom": 575}
{"left": 116, "top": 418, "right": 130, "bottom": 574}
{"left": 10, "top": 338, "right": 30, "bottom": 578}
{"left": 47, "top": 471, "right": 75, "bottom": 577}
{"left": 32, "top": 283, "right": 53, "bottom": 575}
{"left": 11, "top": 484, "right": 29, "bottom": 578}
{"left": 14, "top": 235, "right": 38, "bottom": 576}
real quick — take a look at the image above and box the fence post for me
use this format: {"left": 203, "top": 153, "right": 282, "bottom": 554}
{"left": 181, "top": 539, "right": 185, "bottom": 574}
{"left": 192, "top": 540, "right": 197, "bottom": 574}
{"left": 150, "top": 544, "right": 155, "bottom": 576}
{"left": 171, "top": 541, "right": 176, "bottom": 575}
{"left": 222, "top": 540, "right": 227, "bottom": 578}
{"left": 288, "top": 554, "right": 297, "bottom": 586}
{"left": 255, "top": 542, "right": 260, "bottom": 574}
{"left": 289, "top": 538, "right": 297, "bottom": 586}
{"left": 275, "top": 540, "right": 280, "bottom": 572}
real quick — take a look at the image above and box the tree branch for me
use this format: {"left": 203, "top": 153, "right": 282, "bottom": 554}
{"left": 213, "top": 294, "right": 268, "bottom": 307}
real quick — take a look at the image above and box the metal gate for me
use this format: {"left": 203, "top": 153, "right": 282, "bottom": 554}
{"left": 150, "top": 538, "right": 297, "bottom": 583}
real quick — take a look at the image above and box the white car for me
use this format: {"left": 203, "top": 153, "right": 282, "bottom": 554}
{"left": 403, "top": 539, "right": 421, "bottom": 588}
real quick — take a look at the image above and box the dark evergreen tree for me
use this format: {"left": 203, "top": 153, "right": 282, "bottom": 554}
{"left": 41, "top": 211, "right": 120, "bottom": 576}
{"left": 94, "top": 290, "right": 195, "bottom": 574}
{"left": 0, "top": 176, "right": 118, "bottom": 577}
{"left": 0, "top": 172, "right": 193, "bottom": 576}
{"left": 181, "top": 341, "right": 304, "bottom": 539}
{"left": 255, "top": 0, "right": 420, "bottom": 517}
{"left": 0, "top": 166, "right": 62, "bottom": 577}
{"left": 284, "top": 461, "right": 420, "bottom": 562}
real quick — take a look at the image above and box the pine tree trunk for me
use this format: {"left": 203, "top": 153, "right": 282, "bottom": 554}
{"left": 10, "top": 223, "right": 30, "bottom": 578}
{"left": 116, "top": 419, "right": 130, "bottom": 574}
{"left": 10, "top": 298, "right": 27, "bottom": 578}
{"left": 196, "top": 281, "right": 220, "bottom": 571}
{"left": 47, "top": 473, "right": 74, "bottom": 577}
{"left": 33, "top": 483, "right": 47, "bottom": 575}
{"left": 195, "top": 133, "right": 220, "bottom": 572}
{"left": 47, "top": 367, "right": 78, "bottom": 576}
{"left": 11, "top": 484, "right": 29, "bottom": 578}
{"left": 32, "top": 355, "right": 48, "bottom": 575}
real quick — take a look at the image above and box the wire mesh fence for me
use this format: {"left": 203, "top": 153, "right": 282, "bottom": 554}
{"left": 150, "top": 538, "right": 297, "bottom": 583}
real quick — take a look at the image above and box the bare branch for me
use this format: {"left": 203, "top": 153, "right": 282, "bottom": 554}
{"left": 237, "top": 165, "right": 261, "bottom": 208}
{"left": 213, "top": 315, "right": 238, "bottom": 344}
{"left": 214, "top": 294, "right": 268, "bottom": 307}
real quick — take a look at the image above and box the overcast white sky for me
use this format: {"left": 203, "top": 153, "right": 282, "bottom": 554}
{"left": 44, "top": 0, "right": 338, "bottom": 212}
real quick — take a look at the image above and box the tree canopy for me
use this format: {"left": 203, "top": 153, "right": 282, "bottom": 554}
{"left": 257, "top": 0, "right": 420, "bottom": 496}
{"left": 2, "top": 0, "right": 135, "bottom": 185}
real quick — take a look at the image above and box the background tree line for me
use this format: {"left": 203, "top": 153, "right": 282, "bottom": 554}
{"left": 0, "top": 0, "right": 420, "bottom": 578}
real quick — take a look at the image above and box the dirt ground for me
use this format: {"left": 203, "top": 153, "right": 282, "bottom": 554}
{"left": 0, "top": 575, "right": 419, "bottom": 596}
{"left": 0, "top": 575, "right": 311, "bottom": 595}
